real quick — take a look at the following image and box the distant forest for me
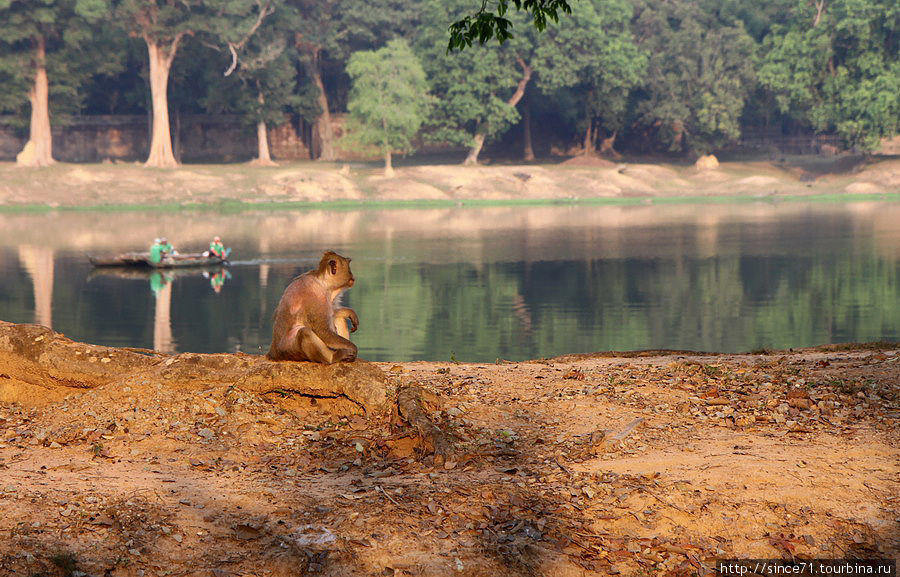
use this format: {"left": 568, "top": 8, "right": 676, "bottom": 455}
{"left": 0, "top": 0, "right": 897, "bottom": 167}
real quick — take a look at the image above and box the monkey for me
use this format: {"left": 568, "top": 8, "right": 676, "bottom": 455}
{"left": 266, "top": 251, "right": 359, "bottom": 364}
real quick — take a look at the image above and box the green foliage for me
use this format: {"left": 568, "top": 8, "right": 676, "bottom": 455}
{"left": 215, "top": 2, "right": 306, "bottom": 128}
{"left": 0, "top": 0, "right": 122, "bottom": 124}
{"left": 345, "top": 39, "right": 429, "bottom": 155}
{"left": 416, "top": 0, "right": 526, "bottom": 148}
{"left": 448, "top": 0, "right": 572, "bottom": 51}
{"left": 759, "top": 0, "right": 899, "bottom": 151}
{"left": 631, "top": 0, "right": 757, "bottom": 154}
{"left": 1, "top": 0, "right": 895, "bottom": 157}
{"left": 534, "top": 0, "right": 646, "bottom": 137}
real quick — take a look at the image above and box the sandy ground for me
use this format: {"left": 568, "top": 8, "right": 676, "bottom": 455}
{"left": 1, "top": 344, "right": 897, "bottom": 577}
{"left": 0, "top": 155, "right": 897, "bottom": 208}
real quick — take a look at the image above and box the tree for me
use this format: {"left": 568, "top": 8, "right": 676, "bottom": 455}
{"left": 288, "top": 0, "right": 419, "bottom": 161}
{"left": 631, "top": 0, "right": 757, "bottom": 155}
{"left": 534, "top": 0, "right": 646, "bottom": 156}
{"left": 448, "top": 0, "right": 572, "bottom": 51}
{"left": 346, "top": 39, "right": 429, "bottom": 177}
{"left": 220, "top": 3, "right": 304, "bottom": 165}
{"left": 417, "top": 0, "right": 532, "bottom": 165}
{"left": 758, "top": 0, "right": 899, "bottom": 151}
{"left": 114, "top": 0, "right": 273, "bottom": 167}
{"left": 0, "top": 0, "right": 115, "bottom": 167}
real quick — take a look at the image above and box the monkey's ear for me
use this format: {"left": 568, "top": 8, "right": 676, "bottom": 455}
{"left": 329, "top": 259, "right": 337, "bottom": 275}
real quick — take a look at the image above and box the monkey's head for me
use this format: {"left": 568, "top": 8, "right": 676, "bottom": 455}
{"left": 318, "top": 251, "right": 355, "bottom": 289}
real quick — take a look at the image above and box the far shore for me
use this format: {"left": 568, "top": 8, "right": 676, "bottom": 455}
{"left": 1, "top": 154, "right": 897, "bottom": 210}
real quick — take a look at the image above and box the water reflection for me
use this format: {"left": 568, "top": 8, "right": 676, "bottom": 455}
{"left": 0, "top": 202, "right": 897, "bottom": 360}
{"left": 153, "top": 273, "right": 174, "bottom": 353}
{"left": 18, "top": 245, "right": 54, "bottom": 329}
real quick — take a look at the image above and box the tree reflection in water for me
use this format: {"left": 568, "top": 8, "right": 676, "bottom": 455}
{"left": 0, "top": 202, "right": 896, "bottom": 360}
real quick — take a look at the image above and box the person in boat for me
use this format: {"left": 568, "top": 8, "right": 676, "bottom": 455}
{"left": 149, "top": 237, "right": 175, "bottom": 265}
{"left": 204, "top": 236, "right": 231, "bottom": 261}
{"left": 209, "top": 236, "right": 226, "bottom": 258}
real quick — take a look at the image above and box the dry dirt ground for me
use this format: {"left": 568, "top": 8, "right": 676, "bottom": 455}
{"left": 0, "top": 156, "right": 897, "bottom": 208}
{"left": 1, "top": 340, "right": 897, "bottom": 577}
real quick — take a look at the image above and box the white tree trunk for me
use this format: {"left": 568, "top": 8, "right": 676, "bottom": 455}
{"left": 383, "top": 149, "right": 394, "bottom": 178}
{"left": 463, "top": 133, "right": 485, "bottom": 166}
{"left": 145, "top": 38, "right": 179, "bottom": 168}
{"left": 17, "top": 36, "right": 55, "bottom": 167}
{"left": 254, "top": 120, "right": 278, "bottom": 165}
{"left": 306, "top": 49, "right": 336, "bottom": 162}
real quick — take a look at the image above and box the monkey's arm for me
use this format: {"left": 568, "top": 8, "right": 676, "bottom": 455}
{"left": 334, "top": 307, "right": 358, "bottom": 333}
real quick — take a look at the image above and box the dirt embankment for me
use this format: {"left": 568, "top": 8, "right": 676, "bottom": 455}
{"left": 0, "top": 156, "right": 897, "bottom": 208}
{"left": 0, "top": 321, "right": 897, "bottom": 577}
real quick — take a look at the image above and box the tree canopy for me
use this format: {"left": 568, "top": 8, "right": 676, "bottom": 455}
{"left": 759, "top": 0, "right": 899, "bottom": 151}
{"left": 346, "top": 39, "right": 429, "bottom": 176}
{"left": 0, "top": 0, "right": 896, "bottom": 165}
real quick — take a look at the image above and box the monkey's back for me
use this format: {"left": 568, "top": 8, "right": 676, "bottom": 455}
{"left": 267, "top": 272, "right": 331, "bottom": 360}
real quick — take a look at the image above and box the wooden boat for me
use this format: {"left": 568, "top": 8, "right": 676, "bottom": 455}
{"left": 88, "top": 265, "right": 225, "bottom": 281}
{"left": 89, "top": 251, "right": 229, "bottom": 269}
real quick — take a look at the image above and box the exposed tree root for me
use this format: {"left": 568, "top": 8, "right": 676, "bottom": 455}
{"left": 396, "top": 384, "right": 454, "bottom": 466}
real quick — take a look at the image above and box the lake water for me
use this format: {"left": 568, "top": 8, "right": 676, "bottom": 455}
{"left": 0, "top": 201, "right": 897, "bottom": 361}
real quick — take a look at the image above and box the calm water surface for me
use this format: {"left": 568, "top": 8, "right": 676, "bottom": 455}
{"left": 0, "top": 202, "right": 897, "bottom": 361}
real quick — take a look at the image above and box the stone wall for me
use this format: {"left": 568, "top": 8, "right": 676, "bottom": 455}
{"left": 0, "top": 114, "right": 311, "bottom": 163}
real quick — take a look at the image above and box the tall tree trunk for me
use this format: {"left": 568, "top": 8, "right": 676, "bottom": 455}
{"left": 256, "top": 121, "right": 276, "bottom": 165}
{"left": 17, "top": 36, "right": 54, "bottom": 167}
{"left": 464, "top": 56, "right": 533, "bottom": 166}
{"left": 383, "top": 149, "right": 394, "bottom": 178}
{"left": 381, "top": 116, "right": 394, "bottom": 177}
{"left": 253, "top": 91, "right": 277, "bottom": 166}
{"left": 522, "top": 97, "right": 535, "bottom": 162}
{"left": 582, "top": 91, "right": 595, "bottom": 156}
{"left": 463, "top": 133, "right": 486, "bottom": 166}
{"left": 583, "top": 118, "right": 594, "bottom": 156}
{"left": 305, "top": 48, "right": 335, "bottom": 162}
{"left": 145, "top": 37, "right": 180, "bottom": 168}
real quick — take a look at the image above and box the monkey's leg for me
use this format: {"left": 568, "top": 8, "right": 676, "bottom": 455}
{"left": 296, "top": 328, "right": 340, "bottom": 364}
{"left": 298, "top": 328, "right": 358, "bottom": 364}
{"left": 334, "top": 316, "right": 351, "bottom": 340}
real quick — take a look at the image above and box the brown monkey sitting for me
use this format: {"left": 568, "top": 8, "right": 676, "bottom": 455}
{"left": 266, "top": 251, "right": 359, "bottom": 364}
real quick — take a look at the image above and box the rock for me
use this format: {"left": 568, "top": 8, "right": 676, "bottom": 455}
{"left": 694, "top": 154, "right": 719, "bottom": 171}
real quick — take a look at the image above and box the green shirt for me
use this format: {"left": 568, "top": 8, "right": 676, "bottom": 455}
{"left": 149, "top": 242, "right": 173, "bottom": 264}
